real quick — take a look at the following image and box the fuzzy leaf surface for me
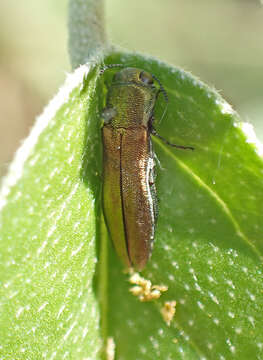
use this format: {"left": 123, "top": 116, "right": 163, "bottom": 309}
{"left": 0, "top": 51, "right": 263, "bottom": 359}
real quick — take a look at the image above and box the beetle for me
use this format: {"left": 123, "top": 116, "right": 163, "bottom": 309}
{"left": 100, "top": 65, "right": 193, "bottom": 270}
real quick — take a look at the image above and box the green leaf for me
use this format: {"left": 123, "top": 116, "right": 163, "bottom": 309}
{"left": 103, "top": 51, "right": 263, "bottom": 359}
{"left": 1, "top": 50, "right": 263, "bottom": 359}
{"left": 0, "top": 64, "right": 103, "bottom": 358}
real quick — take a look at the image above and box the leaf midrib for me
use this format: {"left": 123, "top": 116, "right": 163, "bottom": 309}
{"left": 154, "top": 138, "right": 262, "bottom": 262}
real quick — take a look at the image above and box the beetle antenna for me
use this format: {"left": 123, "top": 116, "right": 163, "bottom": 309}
{"left": 152, "top": 75, "right": 168, "bottom": 103}
{"left": 152, "top": 74, "right": 169, "bottom": 124}
{"left": 99, "top": 64, "right": 124, "bottom": 75}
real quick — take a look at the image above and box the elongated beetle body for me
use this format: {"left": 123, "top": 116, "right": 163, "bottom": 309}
{"left": 101, "top": 66, "right": 193, "bottom": 270}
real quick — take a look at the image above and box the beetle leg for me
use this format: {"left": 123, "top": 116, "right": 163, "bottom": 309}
{"left": 151, "top": 126, "right": 194, "bottom": 150}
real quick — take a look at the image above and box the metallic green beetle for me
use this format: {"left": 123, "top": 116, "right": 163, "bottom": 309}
{"left": 101, "top": 66, "right": 193, "bottom": 270}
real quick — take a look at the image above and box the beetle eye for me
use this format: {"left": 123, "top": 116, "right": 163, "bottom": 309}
{"left": 139, "top": 71, "right": 154, "bottom": 85}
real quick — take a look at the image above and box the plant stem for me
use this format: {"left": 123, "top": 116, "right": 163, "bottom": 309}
{"left": 68, "top": 0, "right": 107, "bottom": 69}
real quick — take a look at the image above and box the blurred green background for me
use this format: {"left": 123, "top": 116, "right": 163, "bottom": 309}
{"left": 1, "top": 0, "right": 263, "bottom": 177}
